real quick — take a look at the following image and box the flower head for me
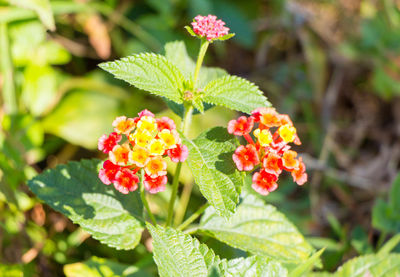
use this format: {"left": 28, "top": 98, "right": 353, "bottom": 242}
{"left": 97, "top": 110, "right": 187, "bottom": 194}
{"left": 98, "top": 132, "right": 122, "bottom": 154}
{"left": 191, "top": 15, "right": 230, "bottom": 41}
{"left": 229, "top": 107, "right": 307, "bottom": 195}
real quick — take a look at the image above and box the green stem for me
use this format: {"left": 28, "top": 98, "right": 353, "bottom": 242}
{"left": 193, "top": 40, "right": 209, "bottom": 89}
{"left": 173, "top": 181, "right": 193, "bottom": 226}
{"left": 177, "top": 203, "right": 209, "bottom": 231}
{"left": 377, "top": 231, "right": 388, "bottom": 250}
{"left": 165, "top": 105, "right": 194, "bottom": 226}
{"left": 166, "top": 162, "right": 182, "bottom": 227}
{"left": 139, "top": 170, "right": 156, "bottom": 225}
{"left": 166, "top": 39, "right": 209, "bottom": 226}
{"left": 0, "top": 23, "right": 17, "bottom": 114}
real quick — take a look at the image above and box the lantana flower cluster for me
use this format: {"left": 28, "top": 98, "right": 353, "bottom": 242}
{"left": 228, "top": 108, "right": 307, "bottom": 195}
{"left": 98, "top": 110, "right": 188, "bottom": 194}
{"left": 191, "top": 15, "right": 230, "bottom": 41}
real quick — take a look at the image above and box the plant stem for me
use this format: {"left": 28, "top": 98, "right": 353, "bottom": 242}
{"left": 166, "top": 39, "right": 210, "bottom": 226}
{"left": 166, "top": 105, "right": 194, "bottom": 227}
{"left": 0, "top": 23, "right": 17, "bottom": 114}
{"left": 139, "top": 170, "right": 156, "bottom": 225}
{"left": 173, "top": 181, "right": 193, "bottom": 226}
{"left": 177, "top": 203, "right": 209, "bottom": 231}
{"left": 193, "top": 40, "right": 209, "bottom": 89}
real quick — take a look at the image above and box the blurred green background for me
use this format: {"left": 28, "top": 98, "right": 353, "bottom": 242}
{"left": 1, "top": 0, "right": 400, "bottom": 275}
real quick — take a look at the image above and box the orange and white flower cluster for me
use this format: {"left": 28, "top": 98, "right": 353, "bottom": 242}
{"left": 228, "top": 107, "right": 307, "bottom": 195}
{"left": 98, "top": 110, "right": 188, "bottom": 194}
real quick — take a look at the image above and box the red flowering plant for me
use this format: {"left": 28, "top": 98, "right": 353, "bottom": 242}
{"left": 28, "top": 15, "right": 319, "bottom": 275}
{"left": 229, "top": 107, "right": 307, "bottom": 195}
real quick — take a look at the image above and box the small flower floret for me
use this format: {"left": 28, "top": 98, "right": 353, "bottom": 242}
{"left": 98, "top": 110, "right": 188, "bottom": 194}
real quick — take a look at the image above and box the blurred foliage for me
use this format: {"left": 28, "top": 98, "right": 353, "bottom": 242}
{"left": 0, "top": 0, "right": 400, "bottom": 275}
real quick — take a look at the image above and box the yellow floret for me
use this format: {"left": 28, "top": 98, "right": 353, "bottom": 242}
{"left": 159, "top": 129, "right": 177, "bottom": 149}
{"left": 278, "top": 124, "right": 296, "bottom": 143}
{"left": 254, "top": 128, "right": 273, "bottom": 146}
{"left": 129, "top": 146, "right": 150, "bottom": 167}
{"left": 132, "top": 129, "right": 154, "bottom": 148}
{"left": 148, "top": 139, "right": 166, "bottom": 156}
{"left": 136, "top": 116, "right": 157, "bottom": 134}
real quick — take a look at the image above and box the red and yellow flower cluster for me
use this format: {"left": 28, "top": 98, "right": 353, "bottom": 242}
{"left": 228, "top": 107, "right": 307, "bottom": 195}
{"left": 98, "top": 110, "right": 188, "bottom": 194}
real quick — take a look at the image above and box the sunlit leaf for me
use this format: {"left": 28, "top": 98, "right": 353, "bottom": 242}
{"left": 147, "top": 224, "right": 220, "bottom": 277}
{"left": 200, "top": 194, "right": 314, "bottom": 263}
{"left": 203, "top": 76, "right": 270, "bottom": 114}
{"left": 42, "top": 89, "right": 121, "bottom": 149}
{"left": 182, "top": 127, "right": 242, "bottom": 219}
{"left": 9, "top": 0, "right": 55, "bottom": 30}
{"left": 99, "top": 53, "right": 185, "bottom": 103}
{"left": 64, "top": 256, "right": 151, "bottom": 277}
{"left": 311, "top": 253, "right": 400, "bottom": 277}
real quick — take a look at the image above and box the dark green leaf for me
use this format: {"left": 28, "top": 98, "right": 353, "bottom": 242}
{"left": 28, "top": 159, "right": 144, "bottom": 250}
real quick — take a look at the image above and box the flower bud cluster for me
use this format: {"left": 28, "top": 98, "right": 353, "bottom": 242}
{"left": 191, "top": 15, "right": 230, "bottom": 41}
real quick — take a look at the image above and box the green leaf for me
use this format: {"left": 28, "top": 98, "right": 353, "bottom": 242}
{"left": 184, "top": 26, "right": 197, "bottom": 37}
{"left": 200, "top": 194, "right": 314, "bottom": 263}
{"left": 21, "top": 64, "right": 62, "bottom": 116}
{"left": 9, "top": 0, "right": 55, "bottom": 31}
{"left": 377, "top": 234, "right": 400, "bottom": 255}
{"left": 164, "top": 40, "right": 227, "bottom": 89}
{"left": 217, "top": 256, "right": 288, "bottom": 277}
{"left": 0, "top": 264, "right": 23, "bottom": 277}
{"left": 42, "top": 89, "right": 121, "bottom": 149}
{"left": 218, "top": 33, "right": 235, "bottom": 41}
{"left": 288, "top": 248, "right": 324, "bottom": 277}
{"left": 372, "top": 173, "right": 400, "bottom": 233}
{"left": 182, "top": 127, "right": 243, "bottom": 219}
{"left": 311, "top": 254, "right": 400, "bottom": 277}
{"left": 28, "top": 159, "right": 144, "bottom": 250}
{"left": 203, "top": 75, "right": 270, "bottom": 114}
{"left": 10, "top": 21, "right": 70, "bottom": 66}
{"left": 147, "top": 224, "right": 221, "bottom": 277}
{"left": 64, "top": 256, "right": 151, "bottom": 277}
{"left": 99, "top": 53, "right": 185, "bottom": 103}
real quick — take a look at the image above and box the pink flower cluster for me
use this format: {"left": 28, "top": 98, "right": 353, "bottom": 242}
{"left": 191, "top": 15, "right": 230, "bottom": 41}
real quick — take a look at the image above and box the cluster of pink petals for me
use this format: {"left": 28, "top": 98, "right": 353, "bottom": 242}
{"left": 191, "top": 15, "right": 230, "bottom": 41}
